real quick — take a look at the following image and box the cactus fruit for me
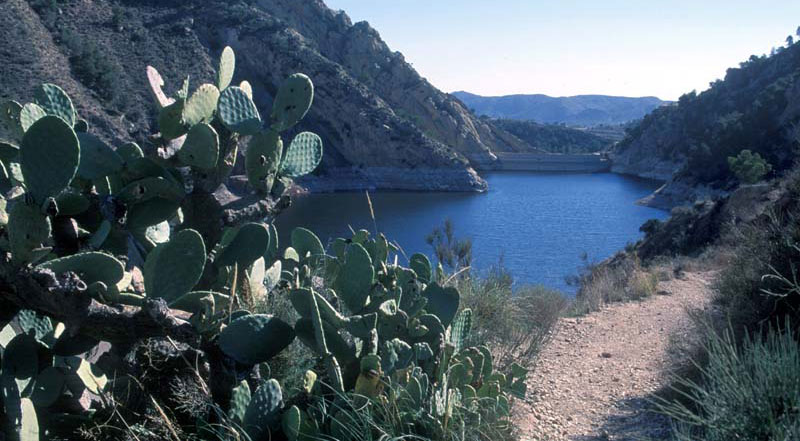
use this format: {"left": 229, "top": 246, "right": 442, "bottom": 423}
{"left": 216, "top": 222, "right": 269, "bottom": 268}
{"left": 245, "top": 130, "right": 282, "bottom": 193}
{"left": 280, "top": 132, "right": 322, "bottom": 178}
{"left": 270, "top": 74, "right": 314, "bottom": 132}
{"left": 19, "top": 103, "right": 47, "bottom": 132}
{"left": 218, "top": 86, "right": 261, "bottom": 136}
{"left": 75, "top": 133, "right": 124, "bottom": 180}
{"left": 178, "top": 123, "right": 219, "bottom": 169}
{"left": 217, "top": 314, "right": 295, "bottom": 365}
{"left": 36, "top": 252, "right": 125, "bottom": 289}
{"left": 144, "top": 229, "right": 206, "bottom": 302}
{"left": 409, "top": 253, "right": 432, "bottom": 283}
{"left": 290, "top": 227, "right": 325, "bottom": 263}
{"left": 243, "top": 379, "right": 283, "bottom": 440}
{"left": 20, "top": 116, "right": 80, "bottom": 203}
{"left": 422, "top": 283, "right": 460, "bottom": 327}
{"left": 146, "top": 66, "right": 175, "bottom": 108}
{"left": 8, "top": 201, "right": 52, "bottom": 264}
{"left": 33, "top": 83, "right": 75, "bottom": 127}
{"left": 217, "top": 46, "right": 236, "bottom": 91}
{"left": 335, "top": 243, "right": 374, "bottom": 313}
{"left": 183, "top": 84, "right": 220, "bottom": 127}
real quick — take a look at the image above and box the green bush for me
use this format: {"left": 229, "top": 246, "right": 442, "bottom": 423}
{"left": 657, "top": 324, "right": 800, "bottom": 441}
{"left": 727, "top": 149, "right": 772, "bottom": 184}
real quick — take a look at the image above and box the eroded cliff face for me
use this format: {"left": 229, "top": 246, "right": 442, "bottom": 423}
{"left": 0, "top": 0, "right": 533, "bottom": 192}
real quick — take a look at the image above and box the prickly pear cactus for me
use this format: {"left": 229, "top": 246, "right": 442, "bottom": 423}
{"left": 178, "top": 123, "right": 219, "bottom": 169}
{"left": 270, "top": 73, "right": 314, "bottom": 132}
{"left": 245, "top": 130, "right": 282, "bottom": 193}
{"left": 217, "top": 314, "right": 295, "bottom": 365}
{"left": 20, "top": 115, "right": 80, "bottom": 203}
{"left": 218, "top": 86, "right": 261, "bottom": 135}
{"left": 243, "top": 379, "right": 284, "bottom": 440}
{"left": 8, "top": 201, "right": 52, "bottom": 264}
{"left": 144, "top": 229, "right": 206, "bottom": 302}
{"left": 36, "top": 252, "right": 125, "bottom": 288}
{"left": 216, "top": 222, "right": 269, "bottom": 268}
{"left": 217, "top": 46, "right": 236, "bottom": 91}
{"left": 75, "top": 133, "right": 124, "bottom": 180}
{"left": 33, "top": 83, "right": 75, "bottom": 127}
{"left": 334, "top": 243, "right": 374, "bottom": 313}
{"left": 183, "top": 84, "right": 220, "bottom": 126}
{"left": 19, "top": 103, "right": 46, "bottom": 132}
{"left": 280, "top": 132, "right": 322, "bottom": 178}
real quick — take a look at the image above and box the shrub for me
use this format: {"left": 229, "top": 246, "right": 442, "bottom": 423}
{"left": 728, "top": 149, "right": 773, "bottom": 184}
{"left": 572, "top": 252, "right": 657, "bottom": 314}
{"left": 657, "top": 324, "right": 800, "bottom": 441}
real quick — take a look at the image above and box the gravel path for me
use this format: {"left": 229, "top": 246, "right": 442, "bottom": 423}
{"left": 515, "top": 271, "right": 715, "bottom": 441}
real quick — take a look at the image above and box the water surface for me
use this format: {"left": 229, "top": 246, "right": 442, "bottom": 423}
{"left": 276, "top": 172, "right": 667, "bottom": 294}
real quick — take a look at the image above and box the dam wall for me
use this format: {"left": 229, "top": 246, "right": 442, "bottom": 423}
{"left": 491, "top": 153, "right": 611, "bottom": 172}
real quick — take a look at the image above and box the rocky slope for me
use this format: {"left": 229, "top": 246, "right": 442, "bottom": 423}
{"left": 452, "top": 91, "right": 667, "bottom": 126}
{"left": 611, "top": 42, "right": 800, "bottom": 208}
{"left": 0, "top": 0, "right": 531, "bottom": 191}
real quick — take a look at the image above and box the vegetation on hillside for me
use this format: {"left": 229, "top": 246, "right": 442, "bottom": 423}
{"left": 489, "top": 118, "right": 612, "bottom": 154}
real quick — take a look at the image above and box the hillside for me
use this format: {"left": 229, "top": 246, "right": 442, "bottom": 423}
{"left": 0, "top": 0, "right": 535, "bottom": 191}
{"left": 611, "top": 41, "right": 800, "bottom": 208}
{"left": 452, "top": 91, "right": 667, "bottom": 126}
{"left": 490, "top": 118, "right": 612, "bottom": 153}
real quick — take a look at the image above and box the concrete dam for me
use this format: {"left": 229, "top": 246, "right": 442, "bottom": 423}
{"left": 492, "top": 152, "right": 611, "bottom": 172}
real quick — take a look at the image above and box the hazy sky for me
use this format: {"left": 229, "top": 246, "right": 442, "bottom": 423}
{"left": 324, "top": 1, "right": 800, "bottom": 100}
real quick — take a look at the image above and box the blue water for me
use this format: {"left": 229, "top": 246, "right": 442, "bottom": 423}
{"left": 275, "top": 172, "right": 668, "bottom": 294}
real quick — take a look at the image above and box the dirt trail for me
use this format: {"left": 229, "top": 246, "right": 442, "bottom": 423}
{"left": 515, "top": 271, "right": 715, "bottom": 441}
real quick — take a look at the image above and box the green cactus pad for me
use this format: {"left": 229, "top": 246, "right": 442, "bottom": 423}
{"left": 381, "top": 338, "right": 414, "bottom": 373}
{"left": 229, "top": 380, "right": 251, "bottom": 424}
{"left": 217, "top": 46, "right": 236, "bottom": 91}
{"left": 74, "top": 119, "right": 89, "bottom": 132}
{"left": 270, "top": 73, "right": 314, "bottom": 132}
{"left": 36, "top": 252, "right": 124, "bottom": 287}
{"left": 125, "top": 198, "right": 182, "bottom": 230}
{"left": 30, "top": 367, "right": 65, "bottom": 407}
{"left": 20, "top": 116, "right": 80, "bottom": 203}
{"left": 409, "top": 253, "right": 432, "bottom": 283}
{"left": 16, "top": 310, "right": 53, "bottom": 341}
{"left": 178, "top": 123, "right": 219, "bottom": 169}
{"left": 243, "top": 379, "right": 283, "bottom": 439}
{"left": 450, "top": 308, "right": 472, "bottom": 352}
{"left": 117, "top": 142, "right": 144, "bottom": 163}
{"left": 0, "top": 142, "right": 20, "bottom": 165}
{"left": 1, "top": 100, "right": 24, "bottom": 141}
{"left": 169, "top": 291, "right": 229, "bottom": 312}
{"left": 335, "top": 243, "right": 374, "bottom": 313}
{"left": 144, "top": 229, "right": 206, "bottom": 302}
{"left": 5, "top": 333, "right": 38, "bottom": 379}
{"left": 34, "top": 83, "right": 76, "bottom": 127}
{"left": 183, "top": 84, "right": 220, "bottom": 126}
{"left": 245, "top": 130, "right": 282, "bottom": 193}
{"left": 146, "top": 66, "right": 175, "bottom": 108}
{"left": 54, "top": 190, "right": 90, "bottom": 216}
{"left": 422, "top": 282, "right": 460, "bottom": 327}
{"left": 295, "top": 318, "right": 356, "bottom": 363}
{"left": 19, "top": 103, "right": 47, "bottom": 132}
{"left": 19, "top": 398, "right": 39, "bottom": 441}
{"left": 218, "top": 314, "right": 295, "bottom": 365}
{"left": 291, "top": 227, "right": 325, "bottom": 262}
{"left": 240, "top": 81, "right": 253, "bottom": 98}
{"left": 158, "top": 99, "right": 188, "bottom": 140}
{"left": 280, "top": 132, "right": 322, "bottom": 178}
{"left": 216, "top": 222, "right": 269, "bottom": 268}
{"left": 282, "top": 405, "right": 318, "bottom": 441}
{"left": 418, "top": 314, "right": 446, "bottom": 345}
{"left": 75, "top": 133, "right": 124, "bottom": 180}
{"left": 218, "top": 86, "right": 261, "bottom": 135}
{"left": 8, "top": 201, "right": 52, "bottom": 264}
{"left": 116, "top": 177, "right": 184, "bottom": 205}
{"left": 289, "top": 288, "right": 346, "bottom": 327}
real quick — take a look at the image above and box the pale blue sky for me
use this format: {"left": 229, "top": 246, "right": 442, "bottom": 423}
{"left": 324, "top": 1, "right": 800, "bottom": 100}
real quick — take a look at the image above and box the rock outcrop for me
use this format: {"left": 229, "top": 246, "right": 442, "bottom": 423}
{"left": 0, "top": 0, "right": 530, "bottom": 192}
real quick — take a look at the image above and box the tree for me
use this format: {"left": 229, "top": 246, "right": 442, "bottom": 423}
{"left": 788, "top": 35, "right": 795, "bottom": 46}
{"left": 728, "top": 149, "right": 772, "bottom": 184}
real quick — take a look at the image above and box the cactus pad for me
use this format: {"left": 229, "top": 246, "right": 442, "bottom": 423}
{"left": 450, "top": 308, "right": 472, "bottom": 352}
{"left": 144, "top": 229, "right": 206, "bottom": 302}
{"left": 16, "top": 309, "right": 53, "bottom": 341}
{"left": 125, "top": 198, "right": 182, "bottom": 229}
{"left": 245, "top": 130, "right": 282, "bottom": 193}
{"left": 117, "top": 142, "right": 144, "bottom": 163}
{"left": 218, "top": 86, "right": 261, "bottom": 135}
{"left": 158, "top": 100, "right": 188, "bottom": 141}
{"left": 423, "top": 282, "right": 460, "bottom": 327}
{"left": 178, "top": 123, "right": 219, "bottom": 169}
{"left": 116, "top": 177, "right": 184, "bottom": 205}
{"left": 183, "top": 84, "right": 220, "bottom": 126}
{"left": 217, "top": 314, "right": 295, "bottom": 365}
{"left": 217, "top": 46, "right": 236, "bottom": 91}
{"left": 36, "top": 252, "right": 125, "bottom": 287}
{"left": 240, "top": 80, "right": 253, "bottom": 98}
{"left": 19, "top": 103, "right": 47, "bottom": 132}
{"left": 19, "top": 398, "right": 39, "bottom": 441}
{"left": 1, "top": 100, "right": 24, "bottom": 141}
{"left": 334, "top": 243, "right": 374, "bottom": 313}
{"left": 291, "top": 227, "right": 325, "bottom": 262}
{"left": 146, "top": 66, "right": 175, "bottom": 108}
{"left": 76, "top": 133, "right": 124, "bottom": 180}
{"left": 20, "top": 116, "right": 80, "bottom": 203}
{"left": 8, "top": 201, "right": 52, "bottom": 264}
{"left": 243, "top": 379, "right": 283, "bottom": 439}
{"left": 409, "top": 253, "right": 432, "bottom": 283}
{"left": 34, "top": 83, "right": 76, "bottom": 127}
{"left": 30, "top": 367, "right": 65, "bottom": 407}
{"left": 216, "top": 222, "right": 269, "bottom": 268}
{"left": 280, "top": 132, "right": 322, "bottom": 178}
{"left": 270, "top": 73, "right": 314, "bottom": 132}
{"left": 169, "top": 291, "right": 229, "bottom": 312}
{"left": 229, "top": 380, "right": 251, "bottom": 424}
{"left": 54, "top": 190, "right": 90, "bottom": 216}
{"left": 4, "top": 333, "right": 38, "bottom": 379}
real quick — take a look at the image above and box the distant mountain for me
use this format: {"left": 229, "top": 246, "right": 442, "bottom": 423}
{"left": 489, "top": 118, "right": 612, "bottom": 154}
{"left": 452, "top": 92, "right": 668, "bottom": 126}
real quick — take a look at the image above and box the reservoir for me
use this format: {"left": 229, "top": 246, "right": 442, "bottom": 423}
{"left": 276, "top": 172, "right": 668, "bottom": 294}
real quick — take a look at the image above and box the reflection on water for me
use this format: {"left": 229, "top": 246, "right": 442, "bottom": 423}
{"left": 276, "top": 172, "right": 668, "bottom": 294}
